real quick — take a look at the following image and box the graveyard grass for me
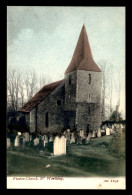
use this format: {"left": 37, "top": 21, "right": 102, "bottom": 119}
{"left": 7, "top": 132, "right": 125, "bottom": 177}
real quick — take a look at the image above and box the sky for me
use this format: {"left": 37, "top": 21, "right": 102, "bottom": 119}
{"left": 7, "top": 6, "right": 125, "bottom": 118}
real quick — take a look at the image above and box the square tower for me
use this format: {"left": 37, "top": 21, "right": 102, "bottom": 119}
{"left": 64, "top": 25, "right": 102, "bottom": 133}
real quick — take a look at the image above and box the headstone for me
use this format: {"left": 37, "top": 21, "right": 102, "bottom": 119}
{"left": 70, "top": 133, "right": 75, "bottom": 144}
{"left": 43, "top": 140, "right": 46, "bottom": 147}
{"left": 79, "top": 130, "right": 85, "bottom": 138}
{"left": 44, "top": 135, "right": 48, "bottom": 144}
{"left": 33, "top": 138, "right": 39, "bottom": 146}
{"left": 91, "top": 131, "right": 96, "bottom": 138}
{"left": 112, "top": 125, "right": 114, "bottom": 130}
{"left": 29, "top": 135, "right": 32, "bottom": 141}
{"left": 77, "top": 136, "right": 82, "bottom": 145}
{"left": 49, "top": 136, "right": 54, "bottom": 142}
{"left": 106, "top": 127, "right": 110, "bottom": 136}
{"left": 97, "top": 128, "right": 101, "bottom": 137}
{"left": 7, "top": 138, "right": 10, "bottom": 149}
{"left": 22, "top": 137, "right": 26, "bottom": 147}
{"left": 110, "top": 128, "right": 116, "bottom": 135}
{"left": 23, "top": 132, "right": 30, "bottom": 142}
{"left": 66, "top": 131, "right": 70, "bottom": 141}
{"left": 85, "top": 132, "right": 92, "bottom": 144}
{"left": 116, "top": 124, "right": 119, "bottom": 129}
{"left": 14, "top": 135, "right": 20, "bottom": 147}
{"left": 114, "top": 124, "right": 116, "bottom": 129}
{"left": 120, "top": 124, "right": 123, "bottom": 129}
{"left": 53, "top": 135, "right": 66, "bottom": 156}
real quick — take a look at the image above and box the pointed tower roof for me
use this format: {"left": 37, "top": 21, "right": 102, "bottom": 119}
{"left": 65, "top": 25, "right": 101, "bottom": 74}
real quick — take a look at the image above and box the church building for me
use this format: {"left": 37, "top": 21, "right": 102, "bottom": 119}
{"left": 19, "top": 25, "right": 102, "bottom": 135}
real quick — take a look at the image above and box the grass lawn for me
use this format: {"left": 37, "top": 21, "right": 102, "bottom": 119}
{"left": 7, "top": 131, "right": 125, "bottom": 177}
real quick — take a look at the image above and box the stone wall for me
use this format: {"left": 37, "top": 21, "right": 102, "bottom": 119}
{"left": 30, "top": 81, "right": 66, "bottom": 134}
{"left": 76, "top": 70, "right": 102, "bottom": 103}
{"left": 64, "top": 71, "right": 77, "bottom": 111}
{"left": 30, "top": 108, "right": 36, "bottom": 133}
{"left": 29, "top": 69, "right": 102, "bottom": 134}
{"left": 76, "top": 102, "right": 101, "bottom": 132}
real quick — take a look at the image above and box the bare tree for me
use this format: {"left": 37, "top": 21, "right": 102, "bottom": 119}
{"left": 39, "top": 74, "right": 52, "bottom": 89}
{"left": 24, "top": 69, "right": 38, "bottom": 100}
{"left": 98, "top": 60, "right": 108, "bottom": 121}
{"left": 98, "top": 60, "right": 115, "bottom": 121}
{"left": 19, "top": 73, "right": 25, "bottom": 107}
{"left": 7, "top": 68, "right": 53, "bottom": 112}
{"left": 7, "top": 69, "right": 21, "bottom": 111}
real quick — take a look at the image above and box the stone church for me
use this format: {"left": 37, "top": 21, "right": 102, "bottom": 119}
{"left": 19, "top": 25, "right": 102, "bottom": 135}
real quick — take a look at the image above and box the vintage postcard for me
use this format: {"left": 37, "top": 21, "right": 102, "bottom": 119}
{"left": 7, "top": 6, "right": 126, "bottom": 189}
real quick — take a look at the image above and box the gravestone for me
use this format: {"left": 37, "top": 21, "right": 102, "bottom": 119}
{"left": 85, "top": 132, "right": 92, "bottom": 144}
{"left": 70, "top": 133, "right": 75, "bottom": 144}
{"left": 77, "top": 136, "right": 82, "bottom": 145}
{"left": 43, "top": 140, "right": 45, "bottom": 147}
{"left": 110, "top": 128, "right": 115, "bottom": 135}
{"left": 33, "top": 137, "right": 39, "bottom": 146}
{"left": 79, "top": 130, "right": 84, "bottom": 138}
{"left": 23, "top": 132, "right": 30, "bottom": 142}
{"left": 49, "top": 136, "right": 54, "bottom": 142}
{"left": 66, "top": 129, "right": 70, "bottom": 141}
{"left": 114, "top": 124, "right": 116, "bottom": 129}
{"left": 120, "top": 124, "right": 123, "bottom": 129}
{"left": 53, "top": 135, "right": 66, "bottom": 156}
{"left": 97, "top": 128, "right": 101, "bottom": 137}
{"left": 106, "top": 127, "right": 110, "bottom": 136}
{"left": 44, "top": 135, "right": 48, "bottom": 144}
{"left": 7, "top": 138, "right": 10, "bottom": 149}
{"left": 29, "top": 135, "right": 32, "bottom": 141}
{"left": 22, "top": 137, "right": 26, "bottom": 147}
{"left": 14, "top": 135, "right": 20, "bottom": 147}
{"left": 91, "top": 131, "right": 96, "bottom": 138}
{"left": 116, "top": 124, "right": 119, "bottom": 129}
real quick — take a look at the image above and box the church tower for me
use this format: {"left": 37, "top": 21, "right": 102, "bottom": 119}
{"left": 64, "top": 25, "right": 102, "bottom": 133}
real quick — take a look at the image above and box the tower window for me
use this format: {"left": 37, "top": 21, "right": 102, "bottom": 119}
{"left": 88, "top": 107, "right": 90, "bottom": 114}
{"left": 89, "top": 94, "right": 91, "bottom": 102}
{"left": 45, "top": 112, "right": 49, "bottom": 127}
{"left": 69, "top": 75, "right": 72, "bottom": 85}
{"left": 88, "top": 74, "right": 91, "bottom": 84}
{"left": 57, "top": 100, "right": 61, "bottom": 105}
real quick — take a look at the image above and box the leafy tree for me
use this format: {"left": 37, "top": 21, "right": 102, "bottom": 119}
{"left": 109, "top": 111, "right": 123, "bottom": 121}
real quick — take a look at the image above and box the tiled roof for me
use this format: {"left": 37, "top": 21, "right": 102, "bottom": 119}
{"left": 20, "top": 80, "right": 63, "bottom": 112}
{"left": 65, "top": 25, "right": 101, "bottom": 74}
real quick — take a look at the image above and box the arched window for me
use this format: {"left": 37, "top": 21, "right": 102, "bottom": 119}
{"left": 69, "top": 75, "right": 72, "bottom": 85}
{"left": 89, "top": 94, "right": 91, "bottom": 102}
{"left": 88, "top": 106, "right": 90, "bottom": 114}
{"left": 88, "top": 74, "right": 91, "bottom": 84}
{"left": 45, "top": 112, "right": 49, "bottom": 128}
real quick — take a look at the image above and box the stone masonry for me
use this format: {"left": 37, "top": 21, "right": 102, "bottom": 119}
{"left": 19, "top": 25, "right": 102, "bottom": 135}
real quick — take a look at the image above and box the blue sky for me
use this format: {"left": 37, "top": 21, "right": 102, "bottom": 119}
{"left": 7, "top": 6, "right": 125, "bottom": 117}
